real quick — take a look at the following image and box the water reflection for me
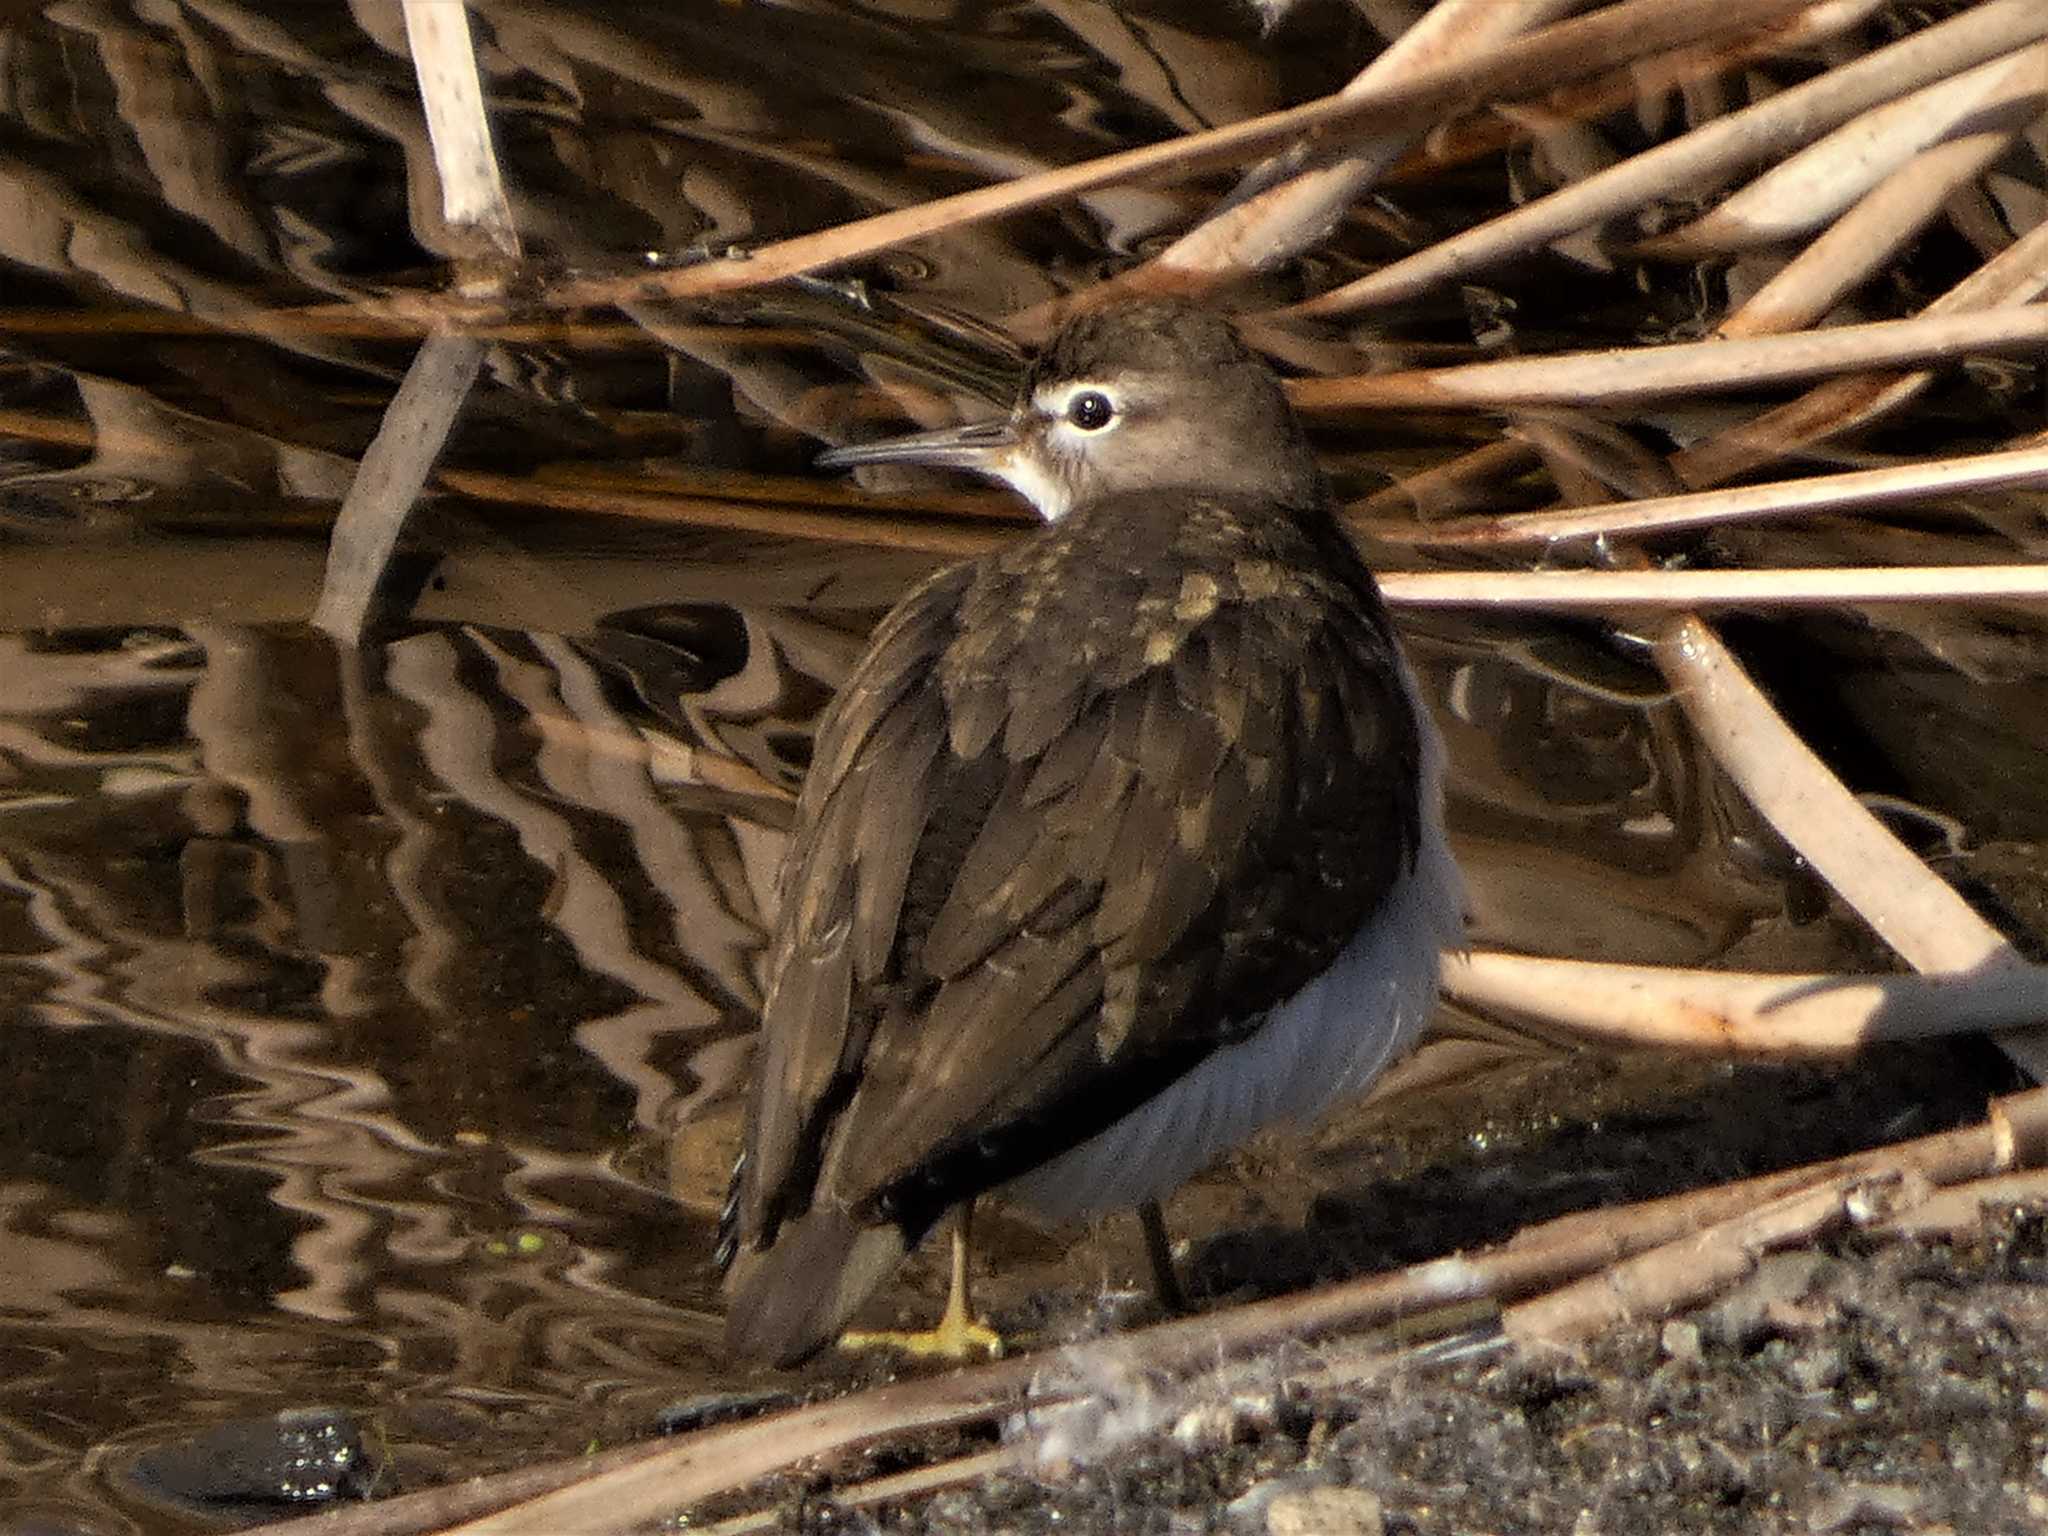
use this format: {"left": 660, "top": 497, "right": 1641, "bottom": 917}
{"left": 0, "top": 616, "right": 849, "bottom": 1518}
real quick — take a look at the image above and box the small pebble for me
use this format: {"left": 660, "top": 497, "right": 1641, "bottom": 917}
{"left": 1659, "top": 1319, "right": 1701, "bottom": 1361}
{"left": 1265, "top": 1487, "right": 1384, "bottom": 1536}
{"left": 122, "top": 1407, "right": 380, "bottom": 1511}
{"left": 1805, "top": 1483, "right": 1929, "bottom": 1531}
{"left": 1222, "top": 1471, "right": 1333, "bottom": 1532}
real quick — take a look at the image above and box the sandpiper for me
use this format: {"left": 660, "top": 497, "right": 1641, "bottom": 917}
{"left": 720, "top": 299, "right": 1464, "bottom": 1366}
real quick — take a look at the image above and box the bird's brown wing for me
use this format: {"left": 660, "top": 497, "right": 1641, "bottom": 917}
{"left": 736, "top": 539, "right": 1418, "bottom": 1248}
{"left": 735, "top": 559, "right": 980, "bottom": 1240}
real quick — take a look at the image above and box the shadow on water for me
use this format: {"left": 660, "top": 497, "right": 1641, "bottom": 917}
{"left": 0, "top": 0, "right": 2041, "bottom": 1527}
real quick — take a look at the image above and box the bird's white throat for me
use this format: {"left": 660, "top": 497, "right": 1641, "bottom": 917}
{"left": 990, "top": 451, "right": 1074, "bottom": 522}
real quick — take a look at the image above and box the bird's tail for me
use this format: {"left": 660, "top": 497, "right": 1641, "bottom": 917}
{"left": 723, "top": 1207, "right": 909, "bottom": 1367}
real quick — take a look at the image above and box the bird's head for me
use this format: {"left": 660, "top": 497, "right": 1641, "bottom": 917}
{"left": 820, "top": 301, "right": 1323, "bottom": 521}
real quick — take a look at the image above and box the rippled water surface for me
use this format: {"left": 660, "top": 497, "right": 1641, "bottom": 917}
{"left": 0, "top": 0, "right": 2043, "bottom": 1528}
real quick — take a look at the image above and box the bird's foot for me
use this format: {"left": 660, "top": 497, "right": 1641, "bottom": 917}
{"left": 839, "top": 1305, "right": 1005, "bottom": 1362}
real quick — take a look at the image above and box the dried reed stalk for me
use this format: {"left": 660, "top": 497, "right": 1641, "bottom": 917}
{"left": 1672, "top": 213, "right": 2048, "bottom": 487}
{"left": 1636, "top": 42, "right": 2048, "bottom": 257}
{"left": 1398, "top": 441, "right": 2048, "bottom": 547}
{"left": 1379, "top": 564, "right": 2048, "bottom": 607}
{"left": 399, "top": 0, "right": 518, "bottom": 266}
{"left": 1288, "top": 0, "right": 2048, "bottom": 314}
{"left": 1381, "top": 0, "right": 1886, "bottom": 186}
{"left": 312, "top": 0, "right": 513, "bottom": 645}
{"left": 515, "top": 0, "right": 1815, "bottom": 317}
{"left": 1712, "top": 122, "right": 2027, "bottom": 338}
{"left": 1291, "top": 304, "right": 2048, "bottom": 411}
{"left": 1443, "top": 951, "right": 2048, "bottom": 1055}
{"left": 1139, "top": 0, "right": 1582, "bottom": 283}
{"left": 439, "top": 469, "right": 1007, "bottom": 557}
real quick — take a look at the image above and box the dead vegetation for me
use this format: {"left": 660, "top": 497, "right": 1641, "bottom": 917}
{"left": 6, "top": 0, "right": 2048, "bottom": 1529}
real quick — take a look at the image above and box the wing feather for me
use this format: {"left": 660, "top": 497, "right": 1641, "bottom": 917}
{"left": 737, "top": 567, "right": 969, "bottom": 1233}
{"left": 920, "top": 712, "right": 1128, "bottom": 977}
{"left": 826, "top": 921, "right": 1100, "bottom": 1198}
{"left": 848, "top": 699, "right": 944, "bottom": 982}
{"left": 1021, "top": 693, "right": 1111, "bottom": 806}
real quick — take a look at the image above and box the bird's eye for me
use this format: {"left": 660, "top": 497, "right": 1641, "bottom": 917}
{"left": 1066, "top": 390, "right": 1115, "bottom": 431}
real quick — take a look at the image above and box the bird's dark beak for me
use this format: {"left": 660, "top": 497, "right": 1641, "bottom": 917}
{"left": 817, "top": 416, "right": 1020, "bottom": 474}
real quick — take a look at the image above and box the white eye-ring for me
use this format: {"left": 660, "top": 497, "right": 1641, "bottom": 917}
{"left": 1036, "top": 380, "right": 1125, "bottom": 436}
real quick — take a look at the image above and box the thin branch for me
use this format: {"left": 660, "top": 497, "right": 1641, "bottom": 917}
{"left": 1380, "top": 0, "right": 1888, "bottom": 186}
{"left": 222, "top": 1083, "right": 2048, "bottom": 1536}
{"left": 1710, "top": 123, "right": 2028, "bottom": 340}
{"left": 1500, "top": 1174, "right": 1880, "bottom": 1350}
{"left": 693, "top": 1448, "right": 1028, "bottom": 1536}
{"left": 1670, "top": 207, "right": 2048, "bottom": 488}
{"left": 1138, "top": 0, "right": 1582, "bottom": 283}
{"left": 1874, "top": 1167, "right": 2048, "bottom": 1239}
{"left": 1288, "top": 304, "right": 2048, "bottom": 412}
{"left": 313, "top": 2, "right": 514, "bottom": 643}
{"left": 438, "top": 469, "right": 1008, "bottom": 558}
{"left": 1351, "top": 439, "right": 1545, "bottom": 521}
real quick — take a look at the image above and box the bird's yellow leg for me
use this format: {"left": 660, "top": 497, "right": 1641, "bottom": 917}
{"left": 839, "top": 1205, "right": 1005, "bottom": 1361}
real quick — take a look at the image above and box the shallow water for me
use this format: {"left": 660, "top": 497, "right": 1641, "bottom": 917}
{"left": 0, "top": 0, "right": 2043, "bottom": 1528}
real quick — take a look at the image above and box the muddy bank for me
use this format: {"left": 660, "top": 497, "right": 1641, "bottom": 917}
{"left": 680, "top": 1039, "right": 2041, "bottom": 1534}
{"left": 837, "top": 1213, "right": 2048, "bottom": 1534}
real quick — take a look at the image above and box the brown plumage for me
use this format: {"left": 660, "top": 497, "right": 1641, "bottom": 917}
{"left": 720, "top": 301, "right": 1457, "bottom": 1365}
